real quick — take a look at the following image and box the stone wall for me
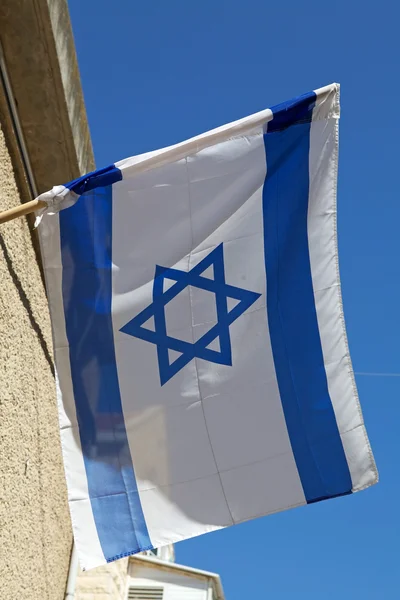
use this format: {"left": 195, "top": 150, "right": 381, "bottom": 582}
{"left": 0, "top": 0, "right": 95, "bottom": 597}
{"left": 0, "top": 120, "right": 71, "bottom": 599}
{"left": 75, "top": 558, "right": 130, "bottom": 600}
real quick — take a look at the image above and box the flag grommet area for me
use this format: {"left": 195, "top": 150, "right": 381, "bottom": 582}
{"left": 38, "top": 82, "right": 377, "bottom": 570}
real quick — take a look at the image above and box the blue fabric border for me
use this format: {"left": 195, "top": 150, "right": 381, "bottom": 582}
{"left": 65, "top": 164, "right": 122, "bottom": 197}
{"left": 268, "top": 91, "right": 317, "bottom": 132}
{"left": 59, "top": 184, "right": 152, "bottom": 561}
{"left": 262, "top": 93, "right": 353, "bottom": 502}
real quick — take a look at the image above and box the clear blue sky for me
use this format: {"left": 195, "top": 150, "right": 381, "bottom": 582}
{"left": 68, "top": 1, "right": 399, "bottom": 597}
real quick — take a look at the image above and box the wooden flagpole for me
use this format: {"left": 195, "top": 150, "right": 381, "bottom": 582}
{"left": 0, "top": 199, "right": 47, "bottom": 225}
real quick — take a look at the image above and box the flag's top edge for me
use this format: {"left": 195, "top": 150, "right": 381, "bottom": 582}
{"left": 115, "top": 83, "right": 339, "bottom": 179}
{"left": 35, "top": 83, "right": 339, "bottom": 216}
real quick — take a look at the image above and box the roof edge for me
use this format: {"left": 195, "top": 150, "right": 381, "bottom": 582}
{"left": 130, "top": 554, "right": 225, "bottom": 599}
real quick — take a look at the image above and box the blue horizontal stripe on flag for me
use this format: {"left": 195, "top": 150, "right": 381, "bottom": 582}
{"left": 59, "top": 184, "right": 152, "bottom": 561}
{"left": 262, "top": 92, "right": 352, "bottom": 502}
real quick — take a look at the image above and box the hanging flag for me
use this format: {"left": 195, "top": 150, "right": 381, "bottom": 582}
{"left": 38, "top": 83, "right": 377, "bottom": 570}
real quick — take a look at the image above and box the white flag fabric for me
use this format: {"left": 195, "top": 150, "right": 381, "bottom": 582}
{"left": 38, "top": 83, "right": 377, "bottom": 570}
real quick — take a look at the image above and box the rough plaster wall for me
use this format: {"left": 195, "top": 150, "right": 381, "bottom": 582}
{"left": 46, "top": 0, "right": 95, "bottom": 177}
{"left": 75, "top": 558, "right": 129, "bottom": 600}
{"left": 0, "top": 123, "right": 72, "bottom": 599}
{"left": 0, "top": 0, "right": 95, "bottom": 194}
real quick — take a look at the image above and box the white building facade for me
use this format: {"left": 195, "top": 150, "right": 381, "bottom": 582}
{"left": 75, "top": 546, "right": 225, "bottom": 600}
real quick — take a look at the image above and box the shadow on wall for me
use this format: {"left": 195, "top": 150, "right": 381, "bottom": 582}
{"left": 0, "top": 232, "right": 54, "bottom": 377}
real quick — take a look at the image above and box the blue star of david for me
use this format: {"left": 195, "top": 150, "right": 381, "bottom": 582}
{"left": 120, "top": 244, "right": 261, "bottom": 386}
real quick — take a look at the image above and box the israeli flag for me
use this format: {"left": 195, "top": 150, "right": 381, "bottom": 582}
{"left": 38, "top": 83, "right": 377, "bottom": 570}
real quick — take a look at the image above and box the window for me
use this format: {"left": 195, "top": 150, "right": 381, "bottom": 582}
{"left": 141, "top": 548, "right": 159, "bottom": 558}
{"left": 128, "top": 587, "right": 164, "bottom": 600}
